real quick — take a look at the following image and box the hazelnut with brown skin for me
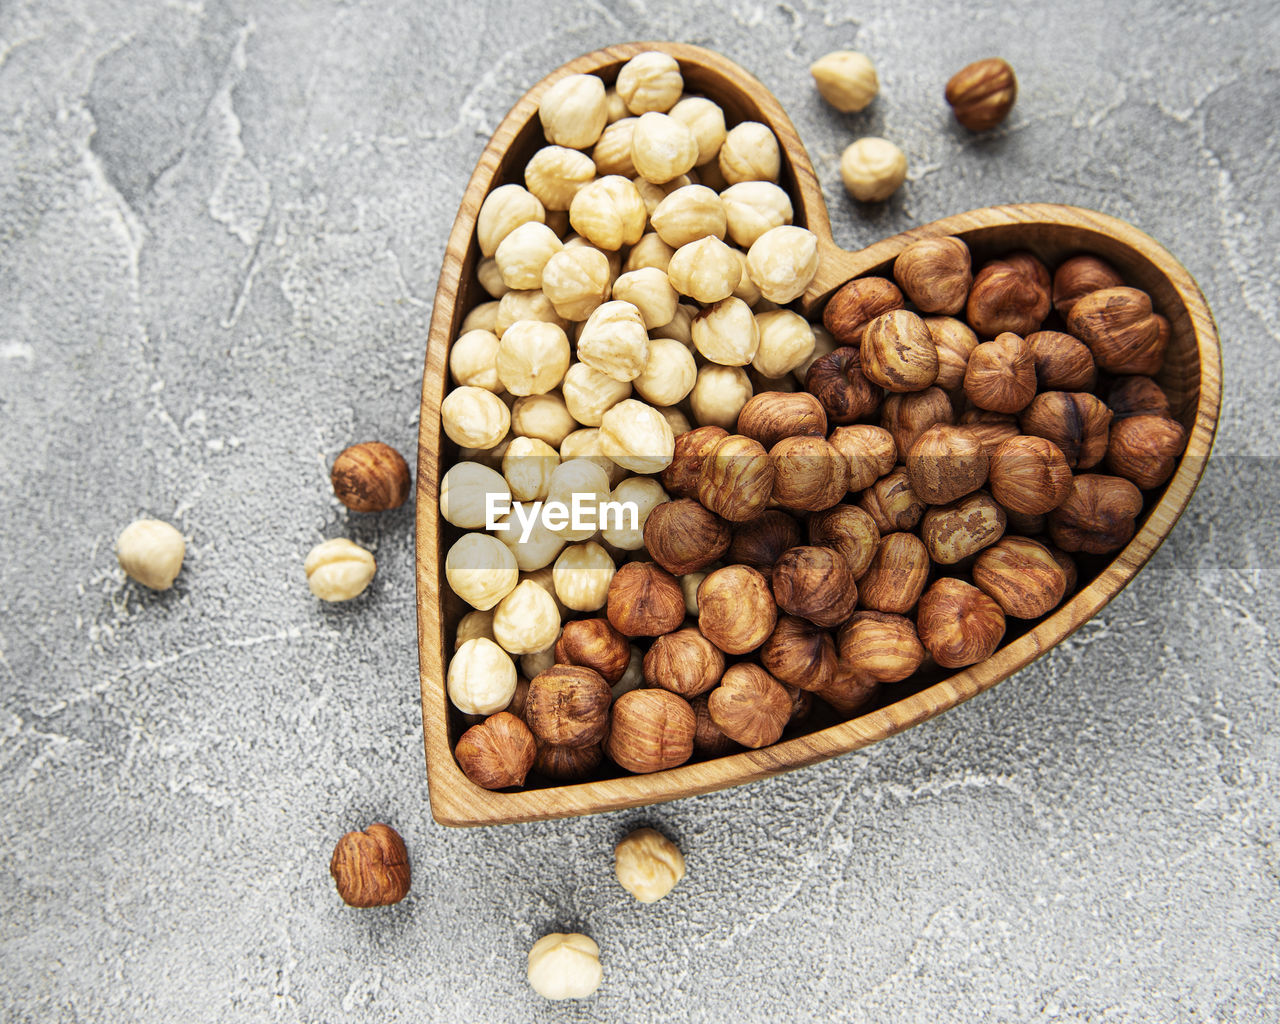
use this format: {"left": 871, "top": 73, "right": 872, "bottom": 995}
{"left": 330, "top": 824, "right": 411, "bottom": 907}
{"left": 769, "top": 435, "right": 850, "bottom": 512}
{"left": 533, "top": 739, "right": 603, "bottom": 781}
{"left": 964, "top": 333, "right": 1037, "bottom": 414}
{"left": 1048, "top": 544, "right": 1079, "bottom": 594}
{"left": 1108, "top": 376, "right": 1172, "bottom": 420}
{"left": 525, "top": 665, "right": 612, "bottom": 748}
{"left": 661, "top": 425, "right": 728, "bottom": 498}
{"left": 919, "top": 491, "right": 1007, "bottom": 565}
{"left": 555, "top": 618, "right": 631, "bottom": 684}
{"left": 966, "top": 256, "right": 1050, "bottom": 337}
{"left": 1019, "top": 391, "right": 1114, "bottom": 470}
{"left": 924, "top": 316, "right": 979, "bottom": 391}
{"left": 805, "top": 347, "right": 883, "bottom": 424}
{"left": 988, "top": 434, "right": 1073, "bottom": 515}
{"left": 807, "top": 504, "right": 881, "bottom": 579}
{"left": 1052, "top": 254, "right": 1124, "bottom": 318}
{"left": 455, "top": 712, "right": 538, "bottom": 790}
{"left": 858, "top": 467, "right": 926, "bottom": 534}
{"left": 690, "top": 694, "right": 738, "bottom": 756}
{"left": 906, "top": 424, "right": 990, "bottom": 506}
{"left": 737, "top": 391, "right": 827, "bottom": 449}
{"left": 771, "top": 545, "right": 859, "bottom": 628}
{"left": 1047, "top": 474, "right": 1144, "bottom": 554}
{"left": 858, "top": 532, "right": 931, "bottom": 614}
{"left": 958, "top": 408, "right": 1020, "bottom": 457}
{"left": 1027, "top": 331, "right": 1097, "bottom": 392}
{"left": 643, "top": 626, "right": 725, "bottom": 698}
{"left": 916, "top": 578, "right": 1006, "bottom": 668}
{"left": 829, "top": 424, "right": 897, "bottom": 491}
{"left": 945, "top": 58, "right": 1017, "bottom": 132}
{"left": 697, "top": 434, "right": 776, "bottom": 522}
{"left": 812, "top": 663, "right": 878, "bottom": 715}
{"left": 760, "top": 614, "right": 840, "bottom": 691}
{"left": 728, "top": 511, "right": 803, "bottom": 577}
{"left": 837, "top": 610, "right": 925, "bottom": 683}
{"left": 785, "top": 685, "right": 813, "bottom": 725}
{"left": 822, "top": 276, "right": 904, "bottom": 346}
{"left": 607, "top": 561, "right": 687, "bottom": 637}
{"left": 973, "top": 536, "right": 1067, "bottom": 619}
{"left": 643, "top": 498, "right": 731, "bottom": 575}
{"left": 859, "top": 309, "right": 940, "bottom": 393}
{"left": 1105, "top": 414, "right": 1187, "bottom": 489}
{"left": 331, "top": 441, "right": 412, "bottom": 512}
{"left": 1004, "top": 509, "right": 1046, "bottom": 536}
{"left": 880, "top": 387, "right": 954, "bottom": 456}
{"left": 893, "top": 236, "right": 972, "bottom": 315}
{"left": 697, "top": 564, "right": 778, "bottom": 654}
{"left": 606, "top": 689, "right": 695, "bottom": 773}
{"left": 707, "top": 663, "right": 792, "bottom": 748}
{"left": 1067, "top": 286, "right": 1168, "bottom": 375}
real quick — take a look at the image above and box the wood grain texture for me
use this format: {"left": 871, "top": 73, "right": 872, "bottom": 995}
{"left": 415, "top": 43, "right": 1222, "bottom": 827}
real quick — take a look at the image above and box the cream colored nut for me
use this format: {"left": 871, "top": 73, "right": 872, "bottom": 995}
{"left": 447, "top": 637, "right": 517, "bottom": 715}
{"left": 667, "top": 236, "right": 741, "bottom": 304}
{"left": 477, "top": 184, "right": 545, "bottom": 258}
{"left": 564, "top": 233, "right": 623, "bottom": 285}
{"left": 541, "top": 246, "right": 611, "bottom": 322}
{"left": 616, "top": 50, "right": 683, "bottom": 114}
{"left": 753, "top": 309, "right": 815, "bottom": 379}
{"left": 502, "top": 436, "right": 559, "bottom": 502}
{"left": 449, "top": 329, "right": 502, "bottom": 392}
{"left": 553, "top": 541, "right": 617, "bottom": 612}
{"left": 527, "top": 932, "right": 603, "bottom": 1001}
{"left": 690, "top": 363, "right": 752, "bottom": 429}
{"left": 745, "top": 225, "right": 820, "bottom": 304}
{"left": 440, "top": 461, "right": 511, "bottom": 529}
{"left": 680, "top": 569, "right": 708, "bottom": 616}
{"left": 476, "top": 257, "right": 508, "bottom": 299}
{"left": 458, "top": 433, "right": 511, "bottom": 471}
{"left": 656, "top": 405, "right": 692, "bottom": 435}
{"left": 546, "top": 458, "right": 613, "bottom": 542}
{"left": 560, "top": 428, "right": 627, "bottom": 486}
{"left": 794, "top": 324, "right": 838, "bottom": 383}
{"left": 495, "top": 221, "right": 564, "bottom": 291}
{"left": 605, "top": 87, "right": 629, "bottom": 123}
{"left": 840, "top": 137, "right": 907, "bottom": 202}
{"left": 538, "top": 73, "right": 607, "bottom": 149}
{"left": 492, "top": 580, "right": 561, "bottom": 656}
{"left": 623, "top": 232, "right": 675, "bottom": 274}
{"left": 521, "top": 639, "right": 558, "bottom": 680}
{"left": 630, "top": 112, "right": 699, "bottom": 185}
{"left": 441, "top": 386, "right": 511, "bottom": 449}
{"left": 692, "top": 296, "right": 759, "bottom": 366}
{"left": 602, "top": 476, "right": 669, "bottom": 550}
{"left": 718, "top": 121, "right": 781, "bottom": 184}
{"left": 495, "top": 504, "right": 566, "bottom": 571}
{"left": 455, "top": 608, "right": 495, "bottom": 650}
{"left": 525, "top": 145, "right": 596, "bottom": 212}
{"left": 732, "top": 249, "right": 762, "bottom": 307}
{"left": 495, "top": 320, "right": 571, "bottom": 397}
{"left": 669, "top": 96, "right": 727, "bottom": 166}
{"left": 633, "top": 336, "right": 697, "bottom": 407}
{"left": 577, "top": 299, "right": 649, "bottom": 382}
{"left": 591, "top": 118, "right": 638, "bottom": 177}
{"left": 445, "top": 532, "right": 519, "bottom": 610}
{"left": 612, "top": 267, "right": 678, "bottom": 330}
{"left": 461, "top": 301, "right": 500, "bottom": 335}
{"left": 720, "top": 180, "right": 794, "bottom": 248}
{"left": 304, "top": 537, "right": 375, "bottom": 602}
{"left": 650, "top": 184, "right": 727, "bottom": 248}
{"left": 511, "top": 392, "right": 577, "bottom": 448}
{"left": 569, "top": 175, "right": 647, "bottom": 251}
{"left": 614, "top": 827, "right": 685, "bottom": 903}
{"left": 599, "top": 398, "right": 676, "bottom": 474}
{"left": 614, "top": 644, "right": 645, "bottom": 698}
{"left": 634, "top": 175, "right": 691, "bottom": 218}
{"left": 810, "top": 50, "right": 879, "bottom": 112}
{"left": 495, "top": 289, "right": 569, "bottom": 338}
{"left": 651, "top": 302, "right": 696, "bottom": 347}
{"left": 562, "top": 361, "right": 633, "bottom": 426}
{"left": 116, "top": 519, "right": 185, "bottom": 590}
{"left": 520, "top": 564, "right": 569, "bottom": 619}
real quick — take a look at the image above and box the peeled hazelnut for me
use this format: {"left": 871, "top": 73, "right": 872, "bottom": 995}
{"left": 492, "top": 579, "right": 561, "bottom": 656}
{"left": 599, "top": 399, "right": 675, "bottom": 475}
{"left": 880, "top": 387, "right": 954, "bottom": 455}
{"left": 644, "top": 626, "right": 725, "bottom": 697}
{"left": 771, "top": 546, "right": 859, "bottom": 628}
{"left": 829, "top": 425, "right": 897, "bottom": 491}
{"left": 737, "top": 391, "right": 827, "bottom": 449}
{"left": 697, "top": 434, "right": 776, "bottom": 523}
{"left": 697, "top": 565, "right": 778, "bottom": 654}
{"left": 807, "top": 504, "right": 881, "bottom": 579}
{"left": 973, "top": 536, "right": 1067, "bottom": 619}
{"left": 760, "top": 614, "right": 840, "bottom": 691}
{"left": 805, "top": 347, "right": 883, "bottom": 425}
{"left": 964, "top": 333, "right": 1037, "bottom": 413}
{"left": 606, "top": 688, "right": 695, "bottom": 773}
{"left": 331, "top": 442, "right": 411, "bottom": 512}
{"left": 810, "top": 50, "right": 879, "bottom": 112}
{"left": 769, "top": 435, "right": 850, "bottom": 512}
{"left": 823, "top": 277, "right": 904, "bottom": 346}
{"left": 893, "top": 236, "right": 972, "bottom": 315}
{"left": 569, "top": 175, "right": 647, "bottom": 251}
{"left": 306, "top": 537, "right": 377, "bottom": 603}
{"left": 1019, "top": 391, "right": 1114, "bottom": 470}
{"left": 534, "top": 740, "right": 603, "bottom": 782}
{"left": 448, "top": 637, "right": 518, "bottom": 715}
{"left": 606, "top": 561, "right": 686, "bottom": 637}
{"left": 615, "top": 827, "right": 685, "bottom": 903}
{"left": 330, "top": 824, "right": 410, "bottom": 908}
{"left": 668, "top": 235, "right": 742, "bottom": 304}
{"left": 1105, "top": 414, "right": 1187, "bottom": 489}
{"left": 631, "top": 111, "right": 698, "bottom": 184}
{"left": 477, "top": 185, "right": 545, "bottom": 258}
{"left": 920, "top": 491, "right": 1007, "bottom": 565}
{"left": 840, "top": 137, "right": 908, "bottom": 202}
{"left": 924, "top": 316, "right": 979, "bottom": 391}
{"left": 860, "top": 309, "right": 940, "bottom": 393}
{"left": 945, "top": 57, "right": 1017, "bottom": 131}
{"left": 1052, "top": 254, "right": 1125, "bottom": 318}
{"left": 1048, "top": 474, "right": 1144, "bottom": 554}
{"left": 1027, "top": 331, "right": 1097, "bottom": 391}
{"left": 747, "top": 228, "right": 823, "bottom": 309}
{"left": 527, "top": 932, "right": 603, "bottom": 1001}
{"left": 539, "top": 73, "right": 607, "bottom": 148}
{"left": 718, "top": 121, "right": 781, "bottom": 185}
{"left": 858, "top": 467, "right": 926, "bottom": 534}
{"left": 958, "top": 409, "right": 1021, "bottom": 458}
{"left": 690, "top": 363, "right": 753, "bottom": 431}
{"left": 616, "top": 50, "right": 683, "bottom": 113}
{"left": 661, "top": 425, "right": 728, "bottom": 497}
{"left": 526, "top": 665, "right": 611, "bottom": 748}
{"left": 692, "top": 295, "right": 760, "bottom": 366}
{"left": 669, "top": 96, "right": 727, "bottom": 166}
{"left": 857, "top": 532, "right": 930, "bottom": 614}
{"left": 708, "top": 663, "right": 791, "bottom": 748}
{"left": 116, "top": 518, "right": 186, "bottom": 591}
{"left": 727, "top": 510, "right": 803, "bottom": 577}
{"left": 720, "top": 181, "right": 794, "bottom": 248}
{"left": 906, "top": 424, "right": 990, "bottom": 505}
{"left": 553, "top": 541, "right": 616, "bottom": 613}
{"left": 1108, "top": 376, "right": 1172, "bottom": 420}
{"left": 643, "top": 498, "right": 732, "bottom": 575}
{"left": 966, "top": 257, "right": 1051, "bottom": 337}
{"left": 650, "top": 184, "right": 726, "bottom": 247}
{"left": 1067, "top": 286, "right": 1168, "bottom": 375}
{"left": 455, "top": 712, "right": 538, "bottom": 790}
{"left": 555, "top": 618, "right": 631, "bottom": 684}
{"left": 691, "top": 694, "right": 738, "bottom": 756}
{"left": 837, "top": 610, "right": 925, "bottom": 684}
{"left": 916, "top": 578, "right": 1006, "bottom": 668}
{"left": 989, "top": 434, "right": 1073, "bottom": 514}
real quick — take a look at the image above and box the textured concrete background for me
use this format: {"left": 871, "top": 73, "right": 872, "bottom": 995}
{"left": 1, "top": 0, "right": 1277, "bottom": 1020}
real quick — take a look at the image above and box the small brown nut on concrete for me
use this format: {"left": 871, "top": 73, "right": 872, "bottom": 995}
{"left": 1052, "top": 254, "right": 1124, "bottom": 318}
{"left": 696, "top": 434, "right": 776, "bottom": 523}
{"left": 643, "top": 626, "right": 725, "bottom": 698}
{"left": 857, "top": 532, "right": 931, "bottom": 614}
{"left": 859, "top": 309, "right": 940, "bottom": 393}
{"left": 661, "top": 425, "right": 729, "bottom": 498}
{"left": 455, "top": 712, "right": 538, "bottom": 790}
{"left": 805, "top": 347, "right": 883, "bottom": 425}
{"left": 989, "top": 434, "right": 1074, "bottom": 514}
{"left": 1067, "top": 286, "right": 1168, "bottom": 375}
{"left": 828, "top": 425, "right": 897, "bottom": 492}
{"left": 880, "top": 387, "right": 954, "bottom": 456}
{"left": 330, "top": 823, "right": 410, "bottom": 908}
{"left": 807, "top": 504, "right": 881, "bottom": 579}
{"left": 769, "top": 436, "right": 850, "bottom": 512}
{"left": 1108, "top": 376, "right": 1172, "bottom": 421}
{"left": 1019, "top": 391, "right": 1114, "bottom": 470}
{"left": 924, "top": 316, "right": 979, "bottom": 391}
{"left": 760, "top": 614, "right": 840, "bottom": 691}
{"left": 697, "top": 565, "right": 778, "bottom": 654}
{"left": 966, "top": 256, "right": 1050, "bottom": 337}
{"left": 1105, "top": 414, "right": 1187, "bottom": 489}
{"left": 606, "top": 688, "right": 695, "bottom": 773}
{"left": 1027, "top": 331, "right": 1097, "bottom": 392}
{"left": 1048, "top": 473, "right": 1145, "bottom": 554}
{"left": 919, "top": 491, "right": 1007, "bottom": 565}
{"left": 964, "top": 333, "right": 1037, "bottom": 414}
{"left": 822, "top": 276, "right": 904, "bottom": 346}
{"left": 893, "top": 236, "right": 972, "bottom": 315}
{"left": 331, "top": 441, "right": 411, "bottom": 512}
{"left": 973, "top": 536, "right": 1068, "bottom": 619}
{"left": 643, "top": 498, "right": 731, "bottom": 575}
{"left": 771, "top": 546, "right": 859, "bottom": 628}
{"left": 691, "top": 694, "right": 738, "bottom": 756}
{"left": 737, "top": 391, "right": 827, "bottom": 449}
{"left": 727, "top": 511, "right": 803, "bottom": 578}
{"left": 858, "top": 467, "right": 926, "bottom": 535}
{"left": 606, "top": 561, "right": 686, "bottom": 637}
{"left": 837, "top": 610, "right": 925, "bottom": 683}
{"left": 615, "top": 827, "right": 685, "bottom": 903}
{"left": 906, "top": 424, "right": 990, "bottom": 506}
{"left": 534, "top": 739, "right": 603, "bottom": 782}
{"left": 917, "top": 578, "right": 1007, "bottom": 668}
{"left": 945, "top": 58, "right": 1017, "bottom": 131}
{"left": 708, "top": 663, "right": 792, "bottom": 748}
{"left": 555, "top": 618, "right": 632, "bottom": 684}
{"left": 525, "top": 665, "right": 612, "bottom": 748}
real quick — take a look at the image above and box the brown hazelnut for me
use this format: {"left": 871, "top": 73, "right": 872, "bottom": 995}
{"left": 727, "top": 510, "right": 803, "bottom": 577}
{"left": 1004, "top": 509, "right": 1046, "bottom": 536}
{"left": 858, "top": 532, "right": 931, "bottom": 614}
{"left": 331, "top": 441, "right": 412, "bottom": 513}
{"left": 859, "top": 309, "right": 940, "bottom": 393}
{"left": 1108, "top": 376, "right": 1172, "bottom": 420}
{"left": 769, "top": 435, "right": 850, "bottom": 512}
{"left": 822, "top": 276, "right": 904, "bottom": 345}
{"left": 454, "top": 712, "right": 538, "bottom": 790}
{"left": 690, "top": 694, "right": 738, "bottom": 756}
{"left": 858, "top": 467, "right": 926, "bottom": 534}
{"left": 807, "top": 504, "right": 881, "bottom": 579}
{"left": 1047, "top": 544, "right": 1079, "bottom": 594}
{"left": 533, "top": 739, "right": 603, "bottom": 781}
{"left": 643, "top": 626, "right": 725, "bottom": 697}
{"left": 812, "top": 663, "right": 878, "bottom": 715}
{"left": 644, "top": 498, "right": 732, "bottom": 575}
{"left": 760, "top": 614, "right": 840, "bottom": 691}
{"left": 1052, "top": 254, "right": 1124, "bottom": 318}
{"left": 829, "top": 424, "right": 898, "bottom": 491}
{"left": 697, "top": 564, "right": 778, "bottom": 654}
{"left": 966, "top": 256, "right": 1050, "bottom": 337}
{"left": 805, "top": 346, "right": 883, "bottom": 424}
{"left": 1027, "top": 331, "right": 1097, "bottom": 391}
{"left": 916, "top": 578, "right": 1006, "bottom": 668}
{"left": 1047, "top": 474, "right": 1144, "bottom": 554}
{"left": 988, "top": 434, "right": 1073, "bottom": 514}
{"left": 661, "top": 425, "right": 728, "bottom": 498}
{"left": 945, "top": 57, "right": 1017, "bottom": 131}
{"left": 880, "top": 387, "right": 954, "bottom": 455}
{"left": 972, "top": 536, "right": 1067, "bottom": 619}
{"left": 330, "top": 823, "right": 411, "bottom": 907}
{"left": 506, "top": 676, "right": 531, "bottom": 720}
{"left": 1105, "top": 414, "right": 1187, "bottom": 489}
{"left": 919, "top": 491, "right": 1007, "bottom": 565}
{"left": 1067, "top": 286, "right": 1168, "bottom": 375}
{"left": 737, "top": 391, "right": 827, "bottom": 449}
{"left": 555, "top": 618, "right": 631, "bottom": 684}
{"left": 923, "top": 316, "right": 979, "bottom": 391}
{"left": 526, "top": 665, "right": 612, "bottom": 748}
{"left": 1019, "top": 391, "right": 1114, "bottom": 470}
{"left": 785, "top": 685, "right": 813, "bottom": 725}
{"left": 607, "top": 561, "right": 687, "bottom": 637}
{"left": 707, "top": 663, "right": 792, "bottom": 748}
{"left": 958, "top": 408, "right": 1020, "bottom": 457}
{"left": 837, "top": 610, "right": 925, "bottom": 683}
{"left": 697, "top": 434, "right": 776, "bottom": 523}
{"left": 963, "top": 332, "right": 1037, "bottom": 414}
{"left": 906, "top": 424, "right": 990, "bottom": 505}
{"left": 771, "top": 546, "right": 859, "bottom": 628}
{"left": 893, "top": 236, "right": 972, "bottom": 315}
{"left": 606, "top": 689, "right": 695, "bottom": 773}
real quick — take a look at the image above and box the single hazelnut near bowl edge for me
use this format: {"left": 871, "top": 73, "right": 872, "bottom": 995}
{"left": 643, "top": 498, "right": 732, "bottom": 576}
{"left": 916, "top": 578, "right": 1007, "bottom": 668}
{"left": 973, "top": 536, "right": 1068, "bottom": 619}
{"left": 1047, "top": 473, "right": 1144, "bottom": 554}
{"left": 1105, "top": 414, "right": 1188, "bottom": 490}
{"left": 555, "top": 618, "right": 631, "bottom": 684}
{"left": 116, "top": 519, "right": 186, "bottom": 591}
{"left": 644, "top": 626, "right": 725, "bottom": 698}
{"left": 525, "top": 665, "right": 612, "bottom": 748}
{"left": 615, "top": 827, "right": 686, "bottom": 903}
{"left": 606, "top": 688, "right": 695, "bottom": 773}
{"left": 838, "top": 610, "right": 925, "bottom": 684}
{"left": 1067, "top": 286, "right": 1169, "bottom": 375}
{"left": 305, "top": 538, "right": 376, "bottom": 602}
{"left": 708, "top": 663, "right": 792, "bottom": 748}
{"left": 607, "top": 561, "right": 686, "bottom": 637}
{"left": 454, "top": 712, "right": 537, "bottom": 790}
{"left": 534, "top": 739, "right": 604, "bottom": 782}
{"left": 330, "top": 823, "right": 410, "bottom": 908}
{"left": 1108, "top": 376, "right": 1172, "bottom": 421}
{"left": 691, "top": 694, "right": 738, "bottom": 756}
{"left": 771, "top": 546, "right": 858, "bottom": 628}
{"left": 697, "top": 564, "right": 778, "bottom": 654}
{"left": 527, "top": 932, "right": 603, "bottom": 1000}
{"left": 331, "top": 441, "right": 411, "bottom": 512}
{"left": 822, "top": 276, "right": 904, "bottom": 346}
{"left": 761, "top": 614, "right": 840, "bottom": 691}
{"left": 1052, "top": 255, "right": 1125, "bottom": 318}
{"left": 893, "top": 236, "right": 972, "bottom": 316}
{"left": 989, "top": 434, "right": 1074, "bottom": 514}
{"left": 945, "top": 58, "right": 1017, "bottom": 132}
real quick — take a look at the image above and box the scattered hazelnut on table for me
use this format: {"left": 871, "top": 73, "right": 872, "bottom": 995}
{"left": 330, "top": 442, "right": 411, "bottom": 513}
{"left": 455, "top": 712, "right": 537, "bottom": 790}
{"left": 330, "top": 823, "right": 410, "bottom": 908}
{"left": 606, "top": 688, "right": 696, "bottom": 773}
{"left": 945, "top": 57, "right": 1017, "bottom": 132}
{"left": 527, "top": 932, "right": 603, "bottom": 1000}
{"left": 840, "top": 137, "right": 907, "bottom": 202}
{"left": 305, "top": 538, "right": 376, "bottom": 602}
{"left": 810, "top": 50, "right": 879, "bottom": 112}
{"left": 614, "top": 827, "right": 686, "bottom": 903}
{"left": 116, "top": 519, "right": 186, "bottom": 591}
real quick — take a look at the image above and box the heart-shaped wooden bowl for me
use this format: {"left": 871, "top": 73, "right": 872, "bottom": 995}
{"left": 415, "top": 42, "right": 1221, "bottom": 826}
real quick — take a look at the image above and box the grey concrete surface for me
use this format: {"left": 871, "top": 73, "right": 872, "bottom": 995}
{"left": 2, "top": 0, "right": 1278, "bottom": 1020}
